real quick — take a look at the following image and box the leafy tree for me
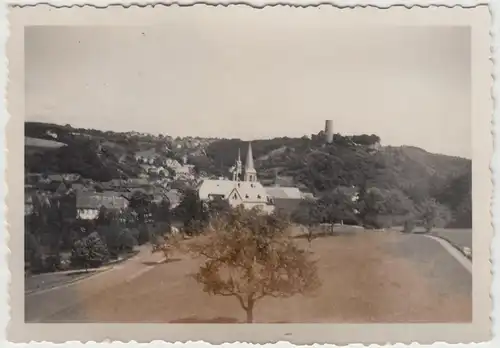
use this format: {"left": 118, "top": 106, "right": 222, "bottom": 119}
{"left": 186, "top": 207, "right": 321, "bottom": 323}
{"left": 319, "top": 187, "right": 359, "bottom": 225}
{"left": 417, "top": 198, "right": 452, "bottom": 232}
{"left": 291, "top": 198, "right": 323, "bottom": 226}
{"left": 357, "top": 188, "right": 414, "bottom": 228}
{"left": 70, "top": 232, "right": 110, "bottom": 270}
{"left": 151, "top": 233, "right": 182, "bottom": 261}
{"left": 129, "top": 191, "right": 154, "bottom": 224}
{"left": 137, "top": 224, "right": 154, "bottom": 245}
{"left": 174, "top": 189, "right": 208, "bottom": 234}
{"left": 206, "top": 197, "right": 232, "bottom": 219}
{"left": 151, "top": 200, "right": 171, "bottom": 223}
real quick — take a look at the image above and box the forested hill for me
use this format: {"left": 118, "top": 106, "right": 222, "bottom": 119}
{"left": 200, "top": 134, "right": 471, "bottom": 228}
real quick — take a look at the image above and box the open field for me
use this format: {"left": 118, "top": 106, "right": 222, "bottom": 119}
{"left": 26, "top": 231, "right": 472, "bottom": 323}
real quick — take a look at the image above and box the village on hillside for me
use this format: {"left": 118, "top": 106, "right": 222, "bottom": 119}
{"left": 17, "top": 20, "right": 479, "bottom": 328}
{"left": 24, "top": 118, "right": 473, "bottom": 323}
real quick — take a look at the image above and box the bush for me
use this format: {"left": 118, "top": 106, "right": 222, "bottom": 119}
{"left": 71, "top": 232, "right": 110, "bottom": 269}
{"left": 137, "top": 225, "right": 153, "bottom": 245}
{"left": 119, "top": 228, "right": 137, "bottom": 252}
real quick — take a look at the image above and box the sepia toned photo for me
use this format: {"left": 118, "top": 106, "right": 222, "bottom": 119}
{"left": 6, "top": 4, "right": 493, "bottom": 345}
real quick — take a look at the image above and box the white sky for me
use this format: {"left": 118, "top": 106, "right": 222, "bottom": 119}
{"left": 25, "top": 19, "right": 471, "bottom": 158}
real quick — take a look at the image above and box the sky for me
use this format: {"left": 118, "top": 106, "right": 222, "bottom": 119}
{"left": 25, "top": 18, "right": 471, "bottom": 158}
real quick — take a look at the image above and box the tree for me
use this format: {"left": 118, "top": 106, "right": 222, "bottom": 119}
{"left": 206, "top": 197, "right": 232, "bottom": 219}
{"left": 291, "top": 198, "right": 323, "bottom": 226}
{"left": 319, "top": 187, "right": 359, "bottom": 225}
{"left": 357, "top": 188, "right": 414, "bottom": 228}
{"left": 71, "top": 232, "right": 110, "bottom": 270}
{"left": 418, "top": 198, "right": 452, "bottom": 232}
{"left": 129, "top": 191, "right": 153, "bottom": 224}
{"left": 186, "top": 207, "right": 321, "bottom": 323}
{"left": 151, "top": 233, "right": 182, "bottom": 261}
{"left": 174, "top": 189, "right": 208, "bottom": 234}
{"left": 291, "top": 198, "right": 324, "bottom": 245}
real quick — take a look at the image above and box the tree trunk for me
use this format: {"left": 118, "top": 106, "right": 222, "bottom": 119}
{"left": 246, "top": 299, "right": 255, "bottom": 323}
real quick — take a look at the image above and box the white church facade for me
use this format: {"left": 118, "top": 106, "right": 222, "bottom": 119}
{"left": 197, "top": 142, "right": 275, "bottom": 213}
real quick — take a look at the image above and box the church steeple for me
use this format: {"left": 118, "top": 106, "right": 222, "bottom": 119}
{"left": 244, "top": 142, "right": 257, "bottom": 182}
{"left": 232, "top": 148, "right": 242, "bottom": 181}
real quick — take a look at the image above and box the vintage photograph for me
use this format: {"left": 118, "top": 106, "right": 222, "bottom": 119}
{"left": 6, "top": 4, "right": 492, "bottom": 344}
{"left": 23, "top": 23, "right": 474, "bottom": 324}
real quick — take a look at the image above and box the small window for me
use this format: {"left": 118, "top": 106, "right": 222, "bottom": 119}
{"left": 257, "top": 195, "right": 261, "bottom": 199}
{"left": 245, "top": 194, "right": 249, "bottom": 199}
{"left": 233, "top": 194, "right": 237, "bottom": 199}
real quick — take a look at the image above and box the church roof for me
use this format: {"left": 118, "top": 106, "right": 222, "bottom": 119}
{"left": 198, "top": 179, "right": 269, "bottom": 203}
{"left": 265, "top": 186, "right": 302, "bottom": 200}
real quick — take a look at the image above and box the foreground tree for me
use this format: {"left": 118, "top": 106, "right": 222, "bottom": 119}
{"left": 186, "top": 207, "right": 321, "bottom": 323}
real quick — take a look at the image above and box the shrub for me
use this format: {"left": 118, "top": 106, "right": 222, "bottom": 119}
{"left": 71, "top": 232, "right": 110, "bottom": 269}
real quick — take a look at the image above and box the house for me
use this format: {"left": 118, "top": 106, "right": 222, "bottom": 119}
{"left": 71, "top": 183, "right": 89, "bottom": 192}
{"left": 125, "top": 178, "right": 149, "bottom": 188}
{"left": 265, "top": 186, "right": 304, "bottom": 214}
{"left": 135, "top": 148, "right": 160, "bottom": 165}
{"left": 25, "top": 173, "right": 42, "bottom": 185}
{"left": 47, "top": 174, "right": 64, "bottom": 183}
{"left": 197, "top": 143, "right": 274, "bottom": 213}
{"left": 61, "top": 173, "right": 81, "bottom": 182}
{"left": 25, "top": 193, "right": 34, "bottom": 216}
{"left": 76, "top": 191, "right": 129, "bottom": 220}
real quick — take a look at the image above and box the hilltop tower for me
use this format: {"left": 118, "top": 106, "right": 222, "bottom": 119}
{"left": 325, "top": 120, "right": 334, "bottom": 144}
{"left": 244, "top": 142, "right": 257, "bottom": 182}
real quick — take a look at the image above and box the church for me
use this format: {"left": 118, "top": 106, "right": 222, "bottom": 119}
{"left": 197, "top": 142, "right": 275, "bottom": 213}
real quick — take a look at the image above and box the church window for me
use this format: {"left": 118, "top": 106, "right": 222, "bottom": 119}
{"left": 233, "top": 194, "right": 237, "bottom": 199}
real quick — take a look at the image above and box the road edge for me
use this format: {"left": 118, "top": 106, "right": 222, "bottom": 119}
{"left": 424, "top": 234, "right": 472, "bottom": 274}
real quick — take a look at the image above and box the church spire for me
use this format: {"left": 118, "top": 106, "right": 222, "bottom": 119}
{"left": 244, "top": 142, "right": 257, "bottom": 182}
{"left": 245, "top": 142, "right": 255, "bottom": 171}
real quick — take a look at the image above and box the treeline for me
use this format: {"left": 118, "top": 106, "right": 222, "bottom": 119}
{"left": 25, "top": 136, "right": 144, "bottom": 181}
{"left": 203, "top": 133, "right": 472, "bottom": 229}
{"left": 24, "top": 191, "right": 171, "bottom": 274}
{"left": 291, "top": 186, "right": 454, "bottom": 232}
{"left": 24, "top": 188, "right": 231, "bottom": 274}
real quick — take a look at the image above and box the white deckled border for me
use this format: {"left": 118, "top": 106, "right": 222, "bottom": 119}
{"left": 0, "top": 0, "right": 498, "bottom": 347}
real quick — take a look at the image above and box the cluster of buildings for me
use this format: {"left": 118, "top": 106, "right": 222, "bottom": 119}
{"left": 26, "top": 121, "right": 343, "bottom": 224}
{"left": 24, "top": 166, "right": 184, "bottom": 222}
{"left": 197, "top": 142, "right": 310, "bottom": 215}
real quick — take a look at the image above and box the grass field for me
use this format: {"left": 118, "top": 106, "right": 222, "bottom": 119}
{"left": 40, "top": 231, "right": 472, "bottom": 323}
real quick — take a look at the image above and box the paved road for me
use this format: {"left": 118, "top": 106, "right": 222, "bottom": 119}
{"left": 25, "top": 270, "right": 102, "bottom": 294}
{"left": 382, "top": 233, "right": 471, "bottom": 296}
{"left": 430, "top": 228, "right": 472, "bottom": 250}
{"left": 25, "top": 245, "right": 163, "bottom": 322}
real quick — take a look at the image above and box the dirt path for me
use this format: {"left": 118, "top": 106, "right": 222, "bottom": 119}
{"left": 28, "top": 232, "right": 472, "bottom": 323}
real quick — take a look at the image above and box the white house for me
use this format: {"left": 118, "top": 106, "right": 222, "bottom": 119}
{"left": 76, "top": 191, "right": 129, "bottom": 220}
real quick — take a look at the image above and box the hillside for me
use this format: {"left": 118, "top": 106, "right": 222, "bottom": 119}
{"left": 201, "top": 134, "right": 471, "bottom": 227}
{"left": 24, "top": 122, "right": 472, "bottom": 227}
